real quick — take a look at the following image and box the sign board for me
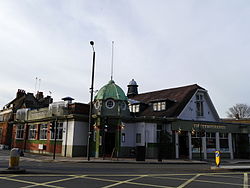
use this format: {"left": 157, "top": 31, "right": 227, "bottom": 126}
{"left": 38, "top": 144, "right": 44, "bottom": 150}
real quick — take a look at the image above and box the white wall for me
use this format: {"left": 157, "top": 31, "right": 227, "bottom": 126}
{"left": 62, "top": 120, "right": 88, "bottom": 146}
{"left": 121, "top": 122, "right": 157, "bottom": 147}
{"left": 62, "top": 120, "right": 74, "bottom": 146}
{"left": 178, "top": 91, "right": 219, "bottom": 121}
{"left": 73, "top": 121, "right": 88, "bottom": 145}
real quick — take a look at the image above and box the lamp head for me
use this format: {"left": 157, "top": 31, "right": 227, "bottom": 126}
{"left": 90, "top": 41, "right": 94, "bottom": 46}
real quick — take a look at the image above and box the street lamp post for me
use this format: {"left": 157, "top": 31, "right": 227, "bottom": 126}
{"left": 87, "top": 41, "right": 96, "bottom": 161}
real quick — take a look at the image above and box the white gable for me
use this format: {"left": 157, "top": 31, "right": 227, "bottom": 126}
{"left": 178, "top": 89, "right": 220, "bottom": 121}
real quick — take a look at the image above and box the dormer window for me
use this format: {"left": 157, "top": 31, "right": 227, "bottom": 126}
{"left": 153, "top": 101, "right": 166, "bottom": 111}
{"left": 196, "top": 94, "right": 204, "bottom": 117}
{"left": 129, "top": 104, "right": 140, "bottom": 113}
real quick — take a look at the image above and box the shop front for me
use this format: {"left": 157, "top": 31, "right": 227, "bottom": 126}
{"left": 172, "top": 120, "right": 250, "bottom": 160}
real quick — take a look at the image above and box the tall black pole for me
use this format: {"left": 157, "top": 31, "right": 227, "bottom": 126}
{"left": 87, "top": 41, "right": 95, "bottom": 161}
{"left": 53, "top": 118, "right": 57, "bottom": 160}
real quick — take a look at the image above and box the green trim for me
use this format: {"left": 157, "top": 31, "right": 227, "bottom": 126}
{"left": 49, "top": 140, "right": 62, "bottom": 145}
{"left": 27, "top": 140, "right": 47, "bottom": 144}
{"left": 147, "top": 143, "right": 158, "bottom": 148}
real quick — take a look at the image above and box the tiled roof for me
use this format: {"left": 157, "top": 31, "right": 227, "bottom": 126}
{"left": 129, "top": 84, "right": 204, "bottom": 118}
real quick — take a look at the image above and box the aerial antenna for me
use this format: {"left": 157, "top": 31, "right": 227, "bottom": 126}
{"left": 111, "top": 41, "right": 114, "bottom": 80}
{"left": 38, "top": 78, "right": 41, "bottom": 92}
{"left": 35, "top": 77, "right": 38, "bottom": 93}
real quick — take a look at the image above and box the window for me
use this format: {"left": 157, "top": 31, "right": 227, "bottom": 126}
{"left": 28, "top": 124, "right": 37, "bottom": 140}
{"left": 50, "top": 122, "right": 63, "bottom": 140}
{"left": 136, "top": 133, "right": 141, "bottom": 143}
{"left": 105, "top": 99, "right": 115, "bottom": 109}
{"left": 191, "top": 132, "right": 202, "bottom": 152}
{"left": 153, "top": 101, "right": 166, "bottom": 111}
{"left": 0, "top": 128, "right": 2, "bottom": 141}
{"left": 39, "top": 124, "right": 48, "bottom": 140}
{"left": 206, "top": 132, "right": 216, "bottom": 149}
{"left": 219, "top": 133, "right": 229, "bottom": 152}
{"left": 16, "top": 124, "right": 24, "bottom": 139}
{"left": 196, "top": 94, "right": 204, "bottom": 117}
{"left": 122, "top": 133, "right": 125, "bottom": 142}
{"left": 121, "top": 101, "right": 127, "bottom": 110}
{"left": 129, "top": 104, "right": 140, "bottom": 113}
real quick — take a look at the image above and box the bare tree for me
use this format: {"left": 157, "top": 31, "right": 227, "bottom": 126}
{"left": 227, "top": 103, "right": 250, "bottom": 119}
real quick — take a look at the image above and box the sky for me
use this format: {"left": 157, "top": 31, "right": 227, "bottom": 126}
{"left": 0, "top": 0, "right": 250, "bottom": 118}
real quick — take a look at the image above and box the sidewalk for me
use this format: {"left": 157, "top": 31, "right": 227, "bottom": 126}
{"left": 2, "top": 149, "right": 250, "bottom": 165}
{"left": 19, "top": 151, "right": 250, "bottom": 165}
{"left": 20, "top": 152, "right": 209, "bottom": 164}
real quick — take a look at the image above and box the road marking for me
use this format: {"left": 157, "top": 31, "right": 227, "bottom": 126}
{"left": 0, "top": 172, "right": 248, "bottom": 188}
{"left": 177, "top": 174, "right": 200, "bottom": 188}
{"left": 244, "top": 173, "right": 248, "bottom": 188}
{"left": 0, "top": 176, "right": 61, "bottom": 188}
{"left": 21, "top": 175, "right": 87, "bottom": 188}
{"left": 101, "top": 175, "right": 148, "bottom": 188}
{"left": 82, "top": 176, "right": 173, "bottom": 188}
{"left": 205, "top": 173, "right": 243, "bottom": 179}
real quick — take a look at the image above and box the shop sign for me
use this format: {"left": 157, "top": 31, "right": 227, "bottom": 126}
{"left": 193, "top": 123, "right": 226, "bottom": 130}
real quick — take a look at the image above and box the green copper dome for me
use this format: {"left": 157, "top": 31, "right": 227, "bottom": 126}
{"left": 95, "top": 80, "right": 128, "bottom": 101}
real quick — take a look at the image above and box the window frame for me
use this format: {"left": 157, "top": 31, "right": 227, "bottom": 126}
{"left": 136, "top": 133, "right": 141, "bottom": 144}
{"left": 28, "top": 124, "right": 37, "bottom": 140}
{"left": 153, "top": 101, "right": 166, "bottom": 111}
{"left": 50, "top": 122, "right": 63, "bottom": 140}
{"left": 16, "top": 124, "right": 25, "bottom": 140}
{"left": 196, "top": 94, "right": 204, "bottom": 117}
{"left": 39, "top": 124, "right": 48, "bottom": 140}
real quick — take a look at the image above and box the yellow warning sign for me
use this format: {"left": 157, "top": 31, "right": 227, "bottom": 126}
{"left": 215, "top": 150, "right": 221, "bottom": 167}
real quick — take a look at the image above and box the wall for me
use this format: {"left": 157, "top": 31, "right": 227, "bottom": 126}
{"left": 178, "top": 91, "right": 218, "bottom": 121}
{"left": 62, "top": 120, "right": 88, "bottom": 157}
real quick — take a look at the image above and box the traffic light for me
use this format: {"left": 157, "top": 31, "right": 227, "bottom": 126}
{"left": 50, "top": 121, "right": 55, "bottom": 132}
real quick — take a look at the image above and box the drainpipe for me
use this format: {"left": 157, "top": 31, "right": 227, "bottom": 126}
{"left": 64, "top": 117, "right": 68, "bottom": 157}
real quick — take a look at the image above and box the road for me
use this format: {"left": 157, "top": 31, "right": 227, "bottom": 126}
{"left": 0, "top": 151, "right": 249, "bottom": 187}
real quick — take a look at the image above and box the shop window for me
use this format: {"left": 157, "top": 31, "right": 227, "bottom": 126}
{"left": 50, "top": 122, "right": 63, "bottom": 140}
{"left": 28, "top": 124, "right": 37, "bottom": 140}
{"left": 219, "top": 133, "right": 229, "bottom": 152}
{"left": 136, "top": 133, "right": 141, "bottom": 143}
{"left": 153, "top": 101, "right": 166, "bottom": 111}
{"left": 196, "top": 94, "right": 204, "bottom": 117}
{"left": 16, "top": 124, "right": 24, "bottom": 139}
{"left": 191, "top": 132, "right": 202, "bottom": 152}
{"left": 206, "top": 132, "right": 216, "bottom": 151}
{"left": 39, "top": 124, "right": 48, "bottom": 140}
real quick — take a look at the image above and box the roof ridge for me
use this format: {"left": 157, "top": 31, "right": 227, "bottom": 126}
{"left": 136, "top": 84, "right": 202, "bottom": 96}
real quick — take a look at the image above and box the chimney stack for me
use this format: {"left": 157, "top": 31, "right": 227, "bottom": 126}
{"left": 16, "top": 89, "right": 26, "bottom": 98}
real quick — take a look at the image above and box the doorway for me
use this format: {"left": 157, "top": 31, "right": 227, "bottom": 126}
{"left": 179, "top": 132, "right": 189, "bottom": 158}
{"left": 104, "top": 132, "right": 116, "bottom": 156}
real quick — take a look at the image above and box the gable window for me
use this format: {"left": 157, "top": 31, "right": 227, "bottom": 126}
{"left": 28, "top": 124, "right": 37, "bottom": 140}
{"left": 129, "top": 104, "right": 140, "bottom": 113}
{"left": 153, "top": 101, "right": 166, "bottom": 111}
{"left": 16, "top": 124, "right": 25, "bottom": 139}
{"left": 50, "top": 122, "right": 63, "bottom": 140}
{"left": 196, "top": 94, "right": 204, "bottom": 117}
{"left": 39, "top": 124, "right": 48, "bottom": 140}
